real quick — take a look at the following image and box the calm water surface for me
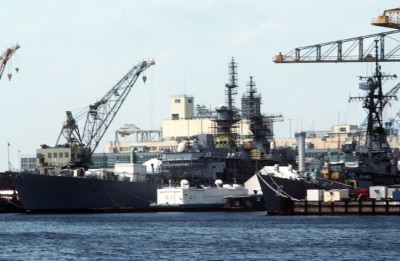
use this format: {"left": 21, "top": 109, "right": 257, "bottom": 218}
{"left": 0, "top": 211, "right": 399, "bottom": 260}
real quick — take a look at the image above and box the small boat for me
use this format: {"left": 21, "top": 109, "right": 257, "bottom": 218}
{"left": 150, "top": 179, "right": 256, "bottom": 210}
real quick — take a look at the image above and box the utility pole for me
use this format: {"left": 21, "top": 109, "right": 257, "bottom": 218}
{"left": 18, "top": 150, "right": 21, "bottom": 171}
{"left": 7, "top": 142, "right": 10, "bottom": 171}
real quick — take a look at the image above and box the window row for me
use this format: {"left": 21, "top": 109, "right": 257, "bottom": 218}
{"left": 47, "top": 152, "right": 69, "bottom": 159}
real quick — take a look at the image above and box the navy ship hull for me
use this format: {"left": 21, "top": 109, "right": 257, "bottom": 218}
{"left": 257, "top": 172, "right": 398, "bottom": 215}
{"left": 257, "top": 174, "right": 311, "bottom": 214}
{"left": 10, "top": 172, "right": 158, "bottom": 213}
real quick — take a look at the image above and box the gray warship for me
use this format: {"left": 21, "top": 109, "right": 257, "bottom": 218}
{"left": 10, "top": 57, "right": 291, "bottom": 213}
{"left": 257, "top": 45, "right": 400, "bottom": 214}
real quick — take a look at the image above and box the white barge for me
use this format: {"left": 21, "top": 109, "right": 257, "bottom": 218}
{"left": 151, "top": 179, "right": 263, "bottom": 210}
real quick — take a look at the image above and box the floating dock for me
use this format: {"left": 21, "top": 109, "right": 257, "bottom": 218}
{"left": 279, "top": 199, "right": 400, "bottom": 215}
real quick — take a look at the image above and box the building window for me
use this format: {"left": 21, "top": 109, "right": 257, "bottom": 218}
{"left": 65, "top": 152, "right": 69, "bottom": 158}
{"left": 48, "top": 153, "right": 52, "bottom": 158}
{"left": 175, "top": 99, "right": 180, "bottom": 103}
{"left": 53, "top": 153, "right": 58, "bottom": 158}
{"left": 59, "top": 152, "right": 63, "bottom": 158}
{"left": 172, "top": 114, "right": 179, "bottom": 120}
{"left": 340, "top": 127, "right": 346, "bottom": 132}
{"left": 188, "top": 99, "right": 192, "bottom": 103}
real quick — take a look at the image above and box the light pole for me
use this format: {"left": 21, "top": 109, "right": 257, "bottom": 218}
{"left": 18, "top": 150, "right": 21, "bottom": 171}
{"left": 7, "top": 142, "right": 10, "bottom": 171}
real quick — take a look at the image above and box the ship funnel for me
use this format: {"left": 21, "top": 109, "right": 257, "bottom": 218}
{"left": 295, "top": 132, "right": 306, "bottom": 172}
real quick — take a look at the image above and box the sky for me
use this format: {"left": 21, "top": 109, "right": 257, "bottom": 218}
{"left": 1, "top": 0, "right": 400, "bottom": 171}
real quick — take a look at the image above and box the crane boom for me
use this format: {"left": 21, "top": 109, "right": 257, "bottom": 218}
{"left": 274, "top": 30, "right": 400, "bottom": 63}
{"left": 56, "top": 59, "right": 155, "bottom": 168}
{"left": 0, "top": 43, "right": 20, "bottom": 80}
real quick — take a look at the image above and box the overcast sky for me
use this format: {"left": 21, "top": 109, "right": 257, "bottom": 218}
{"left": 1, "top": 0, "right": 400, "bottom": 171}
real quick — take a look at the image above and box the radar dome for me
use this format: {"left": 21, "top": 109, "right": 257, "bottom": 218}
{"left": 215, "top": 179, "right": 223, "bottom": 187}
{"left": 180, "top": 179, "right": 189, "bottom": 188}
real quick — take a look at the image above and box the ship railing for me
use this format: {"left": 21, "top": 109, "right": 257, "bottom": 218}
{"left": 312, "top": 177, "right": 358, "bottom": 191}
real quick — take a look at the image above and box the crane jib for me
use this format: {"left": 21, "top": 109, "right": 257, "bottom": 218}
{"left": 54, "top": 59, "right": 155, "bottom": 169}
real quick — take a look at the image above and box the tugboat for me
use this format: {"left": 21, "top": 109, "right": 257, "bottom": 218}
{"left": 258, "top": 42, "right": 400, "bottom": 214}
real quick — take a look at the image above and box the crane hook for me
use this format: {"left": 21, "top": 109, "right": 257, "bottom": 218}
{"left": 7, "top": 73, "right": 12, "bottom": 81}
{"left": 142, "top": 75, "right": 147, "bottom": 84}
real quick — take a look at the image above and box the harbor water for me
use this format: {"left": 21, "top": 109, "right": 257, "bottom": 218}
{"left": 0, "top": 211, "right": 399, "bottom": 260}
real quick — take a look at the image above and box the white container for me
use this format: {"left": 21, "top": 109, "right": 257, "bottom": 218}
{"left": 114, "top": 163, "right": 147, "bottom": 182}
{"left": 307, "top": 189, "right": 324, "bottom": 201}
{"left": 369, "top": 186, "right": 387, "bottom": 200}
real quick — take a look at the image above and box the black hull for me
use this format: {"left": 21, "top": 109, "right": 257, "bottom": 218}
{"left": 257, "top": 174, "right": 315, "bottom": 214}
{"left": 10, "top": 172, "right": 158, "bottom": 213}
{"left": 0, "top": 172, "right": 14, "bottom": 190}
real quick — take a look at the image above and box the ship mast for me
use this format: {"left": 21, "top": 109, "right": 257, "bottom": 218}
{"left": 349, "top": 40, "right": 397, "bottom": 153}
{"left": 226, "top": 57, "right": 238, "bottom": 110}
{"left": 213, "top": 57, "right": 240, "bottom": 149}
{"left": 241, "top": 76, "right": 283, "bottom": 156}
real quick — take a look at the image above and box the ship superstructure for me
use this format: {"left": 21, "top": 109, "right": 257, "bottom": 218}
{"left": 212, "top": 57, "right": 241, "bottom": 149}
{"left": 323, "top": 42, "right": 400, "bottom": 187}
{"left": 114, "top": 58, "right": 289, "bottom": 185}
{"left": 241, "top": 76, "right": 282, "bottom": 158}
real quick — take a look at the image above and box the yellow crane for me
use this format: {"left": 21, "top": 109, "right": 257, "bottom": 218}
{"left": 372, "top": 8, "right": 400, "bottom": 29}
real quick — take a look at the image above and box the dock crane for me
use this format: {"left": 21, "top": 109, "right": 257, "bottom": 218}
{"left": 275, "top": 8, "right": 400, "bottom": 64}
{"left": 274, "top": 30, "right": 400, "bottom": 63}
{"left": 0, "top": 43, "right": 20, "bottom": 81}
{"left": 51, "top": 59, "right": 155, "bottom": 169}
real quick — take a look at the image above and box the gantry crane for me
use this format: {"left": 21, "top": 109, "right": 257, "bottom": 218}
{"left": 114, "top": 124, "right": 162, "bottom": 152}
{"left": 274, "top": 30, "right": 400, "bottom": 63}
{"left": 54, "top": 59, "right": 155, "bottom": 169}
{"left": 275, "top": 8, "right": 400, "bottom": 64}
{"left": 0, "top": 43, "right": 20, "bottom": 81}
